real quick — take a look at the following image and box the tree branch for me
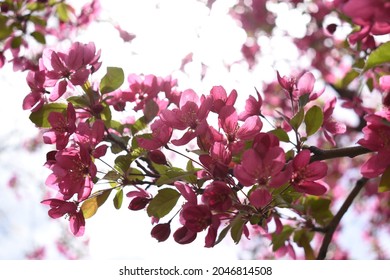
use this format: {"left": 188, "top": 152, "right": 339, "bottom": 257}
{"left": 309, "top": 146, "right": 372, "bottom": 162}
{"left": 316, "top": 177, "right": 369, "bottom": 260}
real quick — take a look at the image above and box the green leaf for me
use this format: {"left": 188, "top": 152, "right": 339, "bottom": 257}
{"left": 269, "top": 128, "right": 290, "bottom": 142}
{"left": 56, "top": 2, "right": 71, "bottom": 22}
{"left": 341, "top": 69, "right": 360, "bottom": 88}
{"left": 304, "top": 105, "right": 323, "bottom": 136}
{"left": 298, "top": 93, "right": 310, "bottom": 108}
{"left": 126, "top": 168, "right": 145, "bottom": 182}
{"left": 271, "top": 225, "right": 294, "bottom": 251}
{"left": 290, "top": 108, "right": 304, "bottom": 131}
{"left": 147, "top": 188, "right": 180, "bottom": 218}
{"left": 230, "top": 214, "right": 246, "bottom": 244}
{"left": 364, "top": 41, "right": 390, "bottom": 71}
{"left": 293, "top": 230, "right": 315, "bottom": 260}
{"left": 67, "top": 95, "right": 90, "bottom": 108}
{"left": 304, "top": 197, "right": 333, "bottom": 226}
{"left": 379, "top": 167, "right": 390, "bottom": 193}
{"left": 29, "top": 103, "right": 67, "bottom": 128}
{"left": 114, "top": 155, "right": 132, "bottom": 174}
{"left": 102, "top": 170, "right": 121, "bottom": 181}
{"left": 11, "top": 36, "right": 22, "bottom": 49}
{"left": 30, "top": 31, "right": 46, "bottom": 44}
{"left": 131, "top": 116, "right": 148, "bottom": 135}
{"left": 100, "top": 67, "right": 124, "bottom": 94}
{"left": 81, "top": 189, "right": 112, "bottom": 219}
{"left": 113, "top": 189, "right": 123, "bottom": 209}
{"left": 215, "top": 224, "right": 231, "bottom": 245}
{"left": 156, "top": 167, "right": 196, "bottom": 186}
{"left": 144, "top": 99, "right": 159, "bottom": 122}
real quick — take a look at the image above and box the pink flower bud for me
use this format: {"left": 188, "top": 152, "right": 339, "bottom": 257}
{"left": 128, "top": 196, "right": 151, "bottom": 210}
{"left": 151, "top": 223, "right": 171, "bottom": 242}
{"left": 149, "top": 150, "right": 168, "bottom": 165}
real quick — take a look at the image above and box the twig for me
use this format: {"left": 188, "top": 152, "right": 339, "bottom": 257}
{"left": 316, "top": 177, "right": 369, "bottom": 260}
{"left": 309, "top": 146, "right": 372, "bottom": 162}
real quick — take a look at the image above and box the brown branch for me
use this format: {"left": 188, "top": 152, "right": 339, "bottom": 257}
{"left": 309, "top": 146, "right": 372, "bottom": 162}
{"left": 316, "top": 177, "right": 369, "bottom": 260}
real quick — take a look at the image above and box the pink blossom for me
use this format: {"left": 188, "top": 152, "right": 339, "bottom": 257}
{"left": 173, "top": 226, "right": 197, "bottom": 244}
{"left": 182, "top": 204, "right": 212, "bottom": 232}
{"left": 127, "top": 186, "right": 152, "bottom": 211}
{"left": 201, "top": 181, "right": 233, "bottom": 212}
{"left": 358, "top": 113, "right": 390, "bottom": 178}
{"left": 239, "top": 88, "right": 263, "bottom": 121}
{"left": 41, "top": 199, "right": 85, "bottom": 236}
{"left": 126, "top": 74, "right": 160, "bottom": 111}
{"left": 74, "top": 120, "right": 107, "bottom": 158}
{"left": 160, "top": 89, "right": 212, "bottom": 145}
{"left": 234, "top": 133, "right": 290, "bottom": 188}
{"left": 277, "top": 71, "right": 324, "bottom": 101}
{"left": 209, "top": 86, "right": 237, "bottom": 114}
{"left": 249, "top": 188, "right": 272, "bottom": 208}
{"left": 338, "top": 0, "right": 390, "bottom": 44}
{"left": 290, "top": 150, "right": 328, "bottom": 195}
{"left": 41, "top": 42, "right": 101, "bottom": 101}
{"left": 45, "top": 146, "right": 97, "bottom": 201}
{"left": 199, "top": 142, "right": 232, "bottom": 179}
{"left": 115, "top": 25, "right": 136, "bottom": 42}
{"left": 43, "top": 103, "right": 76, "bottom": 149}
{"left": 137, "top": 119, "right": 172, "bottom": 150}
{"left": 23, "top": 70, "right": 47, "bottom": 111}
{"left": 151, "top": 223, "right": 171, "bottom": 242}
{"left": 218, "top": 105, "right": 263, "bottom": 154}
{"left": 322, "top": 98, "right": 346, "bottom": 146}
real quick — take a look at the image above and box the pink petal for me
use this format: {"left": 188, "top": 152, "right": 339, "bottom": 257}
{"left": 49, "top": 80, "right": 68, "bottom": 101}
{"left": 249, "top": 188, "right": 272, "bottom": 208}
{"left": 298, "top": 72, "right": 315, "bottom": 95}
{"left": 293, "top": 150, "right": 311, "bottom": 170}
{"left": 295, "top": 181, "right": 327, "bottom": 195}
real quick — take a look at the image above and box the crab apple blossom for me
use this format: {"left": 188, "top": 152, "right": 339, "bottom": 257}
{"left": 201, "top": 181, "right": 233, "bottom": 212}
{"left": 41, "top": 42, "right": 101, "bottom": 101}
{"left": 45, "top": 146, "right": 97, "bottom": 201}
{"left": 290, "top": 150, "right": 328, "bottom": 195}
{"left": 151, "top": 223, "right": 171, "bottom": 242}
{"left": 41, "top": 199, "right": 85, "bottom": 236}
{"left": 42, "top": 103, "right": 76, "bottom": 150}
{"left": 160, "top": 89, "right": 213, "bottom": 145}
{"left": 358, "top": 112, "right": 390, "bottom": 178}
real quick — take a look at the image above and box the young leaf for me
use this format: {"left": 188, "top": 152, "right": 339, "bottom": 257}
{"left": 30, "top": 31, "right": 46, "bottom": 44}
{"left": 113, "top": 189, "right": 124, "bottom": 209}
{"left": 290, "top": 108, "right": 304, "bottom": 131}
{"left": 215, "top": 224, "right": 231, "bottom": 245}
{"left": 271, "top": 225, "right": 294, "bottom": 251}
{"left": 81, "top": 189, "right": 112, "bottom": 219}
{"left": 147, "top": 188, "right": 180, "bottom": 218}
{"left": 230, "top": 214, "right": 246, "bottom": 244}
{"left": 364, "top": 41, "right": 390, "bottom": 72}
{"left": 29, "top": 103, "right": 67, "bottom": 128}
{"left": 100, "top": 67, "right": 124, "bottom": 94}
{"left": 304, "top": 105, "right": 323, "bottom": 136}
{"left": 269, "top": 128, "right": 290, "bottom": 142}
{"left": 379, "top": 167, "right": 390, "bottom": 193}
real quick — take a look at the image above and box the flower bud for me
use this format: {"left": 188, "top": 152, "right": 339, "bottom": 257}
{"left": 149, "top": 150, "right": 168, "bottom": 165}
{"left": 128, "top": 196, "right": 151, "bottom": 211}
{"left": 151, "top": 223, "right": 171, "bottom": 242}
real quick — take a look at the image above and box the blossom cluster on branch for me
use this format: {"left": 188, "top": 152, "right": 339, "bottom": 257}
{"left": 13, "top": 0, "right": 390, "bottom": 259}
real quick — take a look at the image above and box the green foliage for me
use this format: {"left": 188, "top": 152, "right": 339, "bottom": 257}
{"left": 379, "top": 167, "right": 390, "bottom": 193}
{"left": 230, "top": 214, "right": 246, "bottom": 244}
{"left": 304, "top": 105, "right": 323, "bottom": 136}
{"left": 147, "top": 188, "right": 180, "bottom": 218}
{"left": 29, "top": 103, "right": 67, "bottom": 128}
{"left": 293, "top": 229, "right": 315, "bottom": 259}
{"left": 269, "top": 128, "right": 290, "bottom": 142}
{"left": 56, "top": 2, "right": 71, "bottom": 22}
{"left": 271, "top": 225, "right": 294, "bottom": 251}
{"left": 81, "top": 189, "right": 113, "bottom": 219}
{"left": 156, "top": 166, "right": 197, "bottom": 186}
{"left": 113, "top": 189, "right": 124, "bottom": 209}
{"left": 100, "top": 67, "right": 125, "bottom": 94}
{"left": 304, "top": 197, "right": 333, "bottom": 226}
{"left": 30, "top": 31, "right": 46, "bottom": 44}
{"left": 364, "top": 42, "right": 390, "bottom": 71}
{"left": 290, "top": 108, "right": 304, "bottom": 131}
